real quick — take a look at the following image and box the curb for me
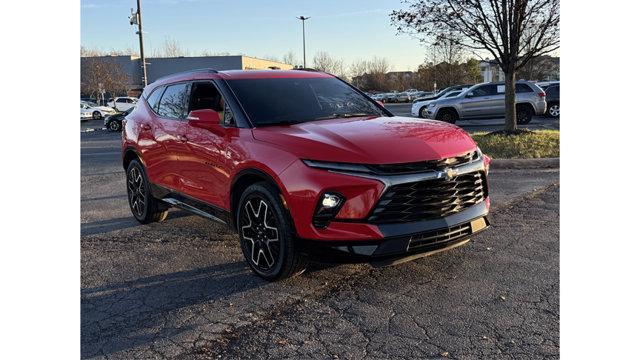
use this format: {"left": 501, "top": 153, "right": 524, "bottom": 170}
{"left": 490, "top": 158, "right": 559, "bottom": 169}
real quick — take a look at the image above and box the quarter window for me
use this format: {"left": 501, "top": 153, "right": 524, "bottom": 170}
{"left": 157, "top": 83, "right": 190, "bottom": 119}
{"left": 516, "top": 84, "right": 534, "bottom": 93}
{"left": 145, "top": 86, "right": 165, "bottom": 113}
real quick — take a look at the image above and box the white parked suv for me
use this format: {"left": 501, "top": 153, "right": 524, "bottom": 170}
{"left": 107, "top": 97, "right": 138, "bottom": 111}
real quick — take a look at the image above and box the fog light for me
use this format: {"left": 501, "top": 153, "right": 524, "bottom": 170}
{"left": 313, "top": 192, "right": 345, "bottom": 228}
{"left": 321, "top": 194, "right": 341, "bottom": 208}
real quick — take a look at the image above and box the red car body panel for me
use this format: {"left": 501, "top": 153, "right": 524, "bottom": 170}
{"left": 123, "top": 70, "right": 490, "bottom": 245}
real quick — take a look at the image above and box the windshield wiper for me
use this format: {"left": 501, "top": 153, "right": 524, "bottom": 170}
{"left": 313, "top": 113, "right": 376, "bottom": 121}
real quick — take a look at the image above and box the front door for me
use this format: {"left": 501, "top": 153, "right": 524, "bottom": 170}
{"left": 178, "top": 81, "right": 232, "bottom": 209}
{"left": 460, "top": 84, "right": 498, "bottom": 118}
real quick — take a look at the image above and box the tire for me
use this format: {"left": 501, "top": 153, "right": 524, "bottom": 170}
{"left": 516, "top": 105, "right": 533, "bottom": 125}
{"left": 92, "top": 111, "right": 102, "bottom": 120}
{"left": 436, "top": 109, "right": 457, "bottom": 124}
{"left": 126, "top": 159, "right": 168, "bottom": 224}
{"left": 237, "top": 182, "right": 307, "bottom": 281}
{"left": 547, "top": 103, "right": 560, "bottom": 118}
{"left": 419, "top": 106, "right": 429, "bottom": 119}
{"left": 108, "top": 120, "right": 122, "bottom": 132}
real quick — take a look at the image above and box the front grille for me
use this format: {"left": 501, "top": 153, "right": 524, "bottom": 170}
{"left": 366, "top": 151, "right": 477, "bottom": 175}
{"left": 368, "top": 171, "right": 487, "bottom": 224}
{"left": 407, "top": 223, "right": 472, "bottom": 251}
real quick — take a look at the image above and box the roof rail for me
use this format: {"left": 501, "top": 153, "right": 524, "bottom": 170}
{"left": 153, "top": 68, "right": 219, "bottom": 82}
{"left": 294, "top": 67, "right": 321, "bottom": 72}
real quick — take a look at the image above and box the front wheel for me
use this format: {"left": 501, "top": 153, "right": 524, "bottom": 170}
{"left": 237, "top": 182, "right": 307, "bottom": 281}
{"left": 436, "top": 109, "right": 457, "bottom": 124}
{"left": 92, "top": 111, "right": 102, "bottom": 120}
{"left": 547, "top": 103, "right": 560, "bottom": 117}
{"left": 419, "top": 106, "right": 429, "bottom": 119}
{"left": 108, "top": 120, "right": 122, "bottom": 132}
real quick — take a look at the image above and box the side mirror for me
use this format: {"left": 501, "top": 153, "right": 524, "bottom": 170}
{"left": 187, "top": 109, "right": 224, "bottom": 135}
{"left": 376, "top": 100, "right": 385, "bottom": 107}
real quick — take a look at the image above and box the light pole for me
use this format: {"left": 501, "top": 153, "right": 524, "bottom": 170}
{"left": 130, "top": 0, "right": 148, "bottom": 86}
{"left": 296, "top": 16, "right": 310, "bottom": 68}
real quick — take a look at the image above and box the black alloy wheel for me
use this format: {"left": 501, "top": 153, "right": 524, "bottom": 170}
{"left": 108, "top": 120, "right": 121, "bottom": 131}
{"left": 516, "top": 106, "right": 533, "bottom": 125}
{"left": 237, "top": 182, "right": 307, "bottom": 280}
{"left": 92, "top": 111, "right": 102, "bottom": 120}
{"left": 436, "top": 109, "right": 457, "bottom": 124}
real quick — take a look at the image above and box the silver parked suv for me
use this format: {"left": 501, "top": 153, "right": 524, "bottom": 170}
{"left": 423, "top": 81, "right": 546, "bottom": 124}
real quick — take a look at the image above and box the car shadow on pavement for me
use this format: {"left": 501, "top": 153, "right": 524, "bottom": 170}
{"left": 81, "top": 211, "right": 193, "bottom": 236}
{"left": 81, "top": 261, "right": 265, "bottom": 359}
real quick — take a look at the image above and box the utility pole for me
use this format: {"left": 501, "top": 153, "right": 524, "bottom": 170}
{"left": 296, "top": 16, "right": 310, "bottom": 68}
{"left": 130, "top": 0, "right": 148, "bottom": 86}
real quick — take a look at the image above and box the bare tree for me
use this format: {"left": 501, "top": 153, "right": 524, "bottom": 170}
{"left": 392, "top": 0, "right": 559, "bottom": 132}
{"left": 312, "top": 51, "right": 347, "bottom": 79}
{"left": 282, "top": 51, "right": 298, "bottom": 67}
{"left": 81, "top": 57, "right": 130, "bottom": 104}
{"left": 154, "top": 37, "right": 188, "bottom": 57}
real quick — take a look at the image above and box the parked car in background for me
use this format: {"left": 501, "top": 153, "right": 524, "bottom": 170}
{"left": 81, "top": 101, "right": 117, "bottom": 120}
{"left": 411, "top": 90, "right": 464, "bottom": 118}
{"left": 395, "top": 92, "right": 410, "bottom": 102}
{"left": 104, "top": 106, "right": 134, "bottom": 131}
{"left": 544, "top": 84, "right": 559, "bottom": 117}
{"left": 80, "top": 104, "right": 94, "bottom": 121}
{"left": 108, "top": 97, "right": 138, "bottom": 111}
{"left": 412, "top": 85, "right": 473, "bottom": 104}
{"left": 423, "top": 81, "right": 546, "bottom": 124}
{"left": 122, "top": 69, "right": 491, "bottom": 280}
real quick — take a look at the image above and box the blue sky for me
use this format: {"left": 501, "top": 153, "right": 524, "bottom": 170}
{"left": 81, "top": 0, "right": 428, "bottom": 70}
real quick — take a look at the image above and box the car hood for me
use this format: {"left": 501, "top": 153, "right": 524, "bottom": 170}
{"left": 252, "top": 116, "right": 477, "bottom": 164}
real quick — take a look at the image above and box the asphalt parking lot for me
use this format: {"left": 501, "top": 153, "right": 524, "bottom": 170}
{"left": 81, "top": 129, "right": 559, "bottom": 359}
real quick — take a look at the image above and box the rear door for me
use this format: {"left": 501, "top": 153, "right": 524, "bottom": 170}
{"left": 146, "top": 82, "right": 191, "bottom": 191}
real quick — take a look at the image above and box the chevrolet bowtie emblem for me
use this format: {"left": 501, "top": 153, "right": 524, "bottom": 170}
{"left": 441, "top": 167, "right": 457, "bottom": 180}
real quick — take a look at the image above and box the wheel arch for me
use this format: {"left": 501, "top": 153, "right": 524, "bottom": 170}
{"left": 122, "top": 147, "right": 143, "bottom": 170}
{"left": 229, "top": 168, "right": 288, "bottom": 232}
{"left": 516, "top": 101, "right": 535, "bottom": 113}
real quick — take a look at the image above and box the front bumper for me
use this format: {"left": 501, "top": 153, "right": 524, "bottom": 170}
{"left": 300, "top": 198, "right": 490, "bottom": 261}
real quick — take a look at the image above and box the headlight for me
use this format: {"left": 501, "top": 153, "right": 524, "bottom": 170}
{"left": 303, "top": 159, "right": 373, "bottom": 174}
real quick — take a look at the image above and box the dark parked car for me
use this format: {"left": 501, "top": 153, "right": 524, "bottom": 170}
{"left": 544, "top": 84, "right": 559, "bottom": 117}
{"left": 104, "top": 107, "right": 133, "bottom": 131}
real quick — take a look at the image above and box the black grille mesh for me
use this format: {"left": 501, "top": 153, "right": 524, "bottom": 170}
{"left": 407, "top": 223, "right": 473, "bottom": 251}
{"left": 368, "top": 171, "right": 487, "bottom": 224}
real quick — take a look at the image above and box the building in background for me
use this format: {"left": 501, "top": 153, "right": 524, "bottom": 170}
{"left": 480, "top": 59, "right": 504, "bottom": 82}
{"left": 81, "top": 55, "right": 293, "bottom": 98}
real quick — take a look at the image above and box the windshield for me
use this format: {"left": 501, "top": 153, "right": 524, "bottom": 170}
{"left": 226, "top": 77, "right": 386, "bottom": 126}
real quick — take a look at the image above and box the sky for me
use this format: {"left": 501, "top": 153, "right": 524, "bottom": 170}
{"left": 80, "top": 0, "right": 428, "bottom": 71}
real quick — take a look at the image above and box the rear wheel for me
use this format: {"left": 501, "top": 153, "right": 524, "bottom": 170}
{"left": 436, "top": 109, "right": 457, "bottom": 124}
{"left": 92, "top": 111, "right": 102, "bottom": 120}
{"left": 516, "top": 105, "right": 533, "bottom": 125}
{"left": 126, "top": 160, "right": 168, "bottom": 224}
{"left": 237, "top": 182, "right": 307, "bottom": 281}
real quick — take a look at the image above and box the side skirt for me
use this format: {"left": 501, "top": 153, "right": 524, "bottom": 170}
{"left": 149, "top": 183, "right": 231, "bottom": 226}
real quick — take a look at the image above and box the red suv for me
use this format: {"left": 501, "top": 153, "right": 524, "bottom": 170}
{"left": 122, "top": 69, "right": 491, "bottom": 280}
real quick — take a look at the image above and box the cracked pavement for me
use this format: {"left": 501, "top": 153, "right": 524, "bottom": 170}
{"left": 82, "top": 130, "right": 559, "bottom": 359}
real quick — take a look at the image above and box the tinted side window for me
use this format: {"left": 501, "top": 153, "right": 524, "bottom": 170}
{"left": 546, "top": 85, "right": 559, "bottom": 97}
{"left": 516, "top": 83, "right": 534, "bottom": 93}
{"left": 158, "top": 83, "right": 189, "bottom": 119}
{"left": 471, "top": 85, "right": 497, "bottom": 97}
{"left": 145, "top": 86, "right": 165, "bottom": 112}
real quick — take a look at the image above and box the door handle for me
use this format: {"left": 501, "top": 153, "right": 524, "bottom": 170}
{"left": 177, "top": 135, "right": 188, "bottom": 142}
{"left": 141, "top": 123, "right": 151, "bottom": 130}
